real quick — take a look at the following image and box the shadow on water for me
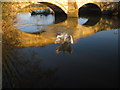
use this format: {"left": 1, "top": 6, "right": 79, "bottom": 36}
{"left": 2, "top": 2, "right": 120, "bottom": 88}
{"left": 2, "top": 47, "right": 58, "bottom": 88}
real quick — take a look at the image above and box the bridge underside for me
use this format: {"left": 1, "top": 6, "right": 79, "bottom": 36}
{"left": 39, "top": 2, "right": 67, "bottom": 16}
{"left": 78, "top": 3, "right": 102, "bottom": 17}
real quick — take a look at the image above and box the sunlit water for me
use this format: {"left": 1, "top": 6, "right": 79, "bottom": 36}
{"left": 2, "top": 10, "right": 120, "bottom": 88}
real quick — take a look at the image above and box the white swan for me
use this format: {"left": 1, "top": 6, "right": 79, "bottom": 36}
{"left": 55, "top": 32, "right": 73, "bottom": 44}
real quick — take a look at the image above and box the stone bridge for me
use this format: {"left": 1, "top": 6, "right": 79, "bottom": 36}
{"left": 2, "top": 1, "right": 120, "bottom": 48}
{"left": 3, "top": 0, "right": 120, "bottom": 17}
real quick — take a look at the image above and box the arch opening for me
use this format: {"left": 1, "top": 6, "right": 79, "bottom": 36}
{"left": 39, "top": 2, "right": 67, "bottom": 17}
{"left": 38, "top": 2, "right": 67, "bottom": 23}
{"left": 79, "top": 3, "right": 101, "bottom": 17}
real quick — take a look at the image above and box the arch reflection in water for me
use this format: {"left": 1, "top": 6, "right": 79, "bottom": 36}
{"left": 78, "top": 15, "right": 101, "bottom": 26}
{"left": 14, "top": 12, "right": 55, "bottom": 33}
{"left": 15, "top": 12, "right": 55, "bottom": 25}
{"left": 14, "top": 11, "right": 67, "bottom": 33}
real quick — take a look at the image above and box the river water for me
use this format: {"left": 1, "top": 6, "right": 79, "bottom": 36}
{"left": 2, "top": 7, "right": 120, "bottom": 88}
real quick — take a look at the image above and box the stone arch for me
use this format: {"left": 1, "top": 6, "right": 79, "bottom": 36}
{"left": 38, "top": 1, "right": 67, "bottom": 15}
{"left": 19, "top": 1, "right": 67, "bottom": 15}
{"left": 78, "top": 3, "right": 101, "bottom": 16}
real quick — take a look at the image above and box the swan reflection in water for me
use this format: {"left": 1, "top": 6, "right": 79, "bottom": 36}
{"left": 55, "top": 32, "right": 74, "bottom": 54}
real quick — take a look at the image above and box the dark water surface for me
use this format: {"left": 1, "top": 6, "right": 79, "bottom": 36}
{"left": 2, "top": 8, "right": 120, "bottom": 88}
